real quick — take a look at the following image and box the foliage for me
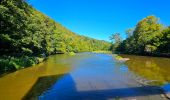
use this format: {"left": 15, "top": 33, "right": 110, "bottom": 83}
{"left": 109, "top": 33, "right": 122, "bottom": 44}
{"left": 0, "top": 0, "right": 110, "bottom": 56}
{"left": 126, "top": 28, "right": 134, "bottom": 38}
{"left": 109, "top": 33, "right": 122, "bottom": 52}
{"left": 110, "top": 16, "right": 170, "bottom": 56}
{"left": 157, "top": 27, "right": 170, "bottom": 53}
{"left": 0, "top": 56, "right": 44, "bottom": 73}
{"left": 0, "top": 0, "right": 111, "bottom": 73}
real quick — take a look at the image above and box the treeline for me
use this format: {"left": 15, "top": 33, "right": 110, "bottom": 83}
{"left": 110, "top": 16, "right": 170, "bottom": 57}
{"left": 0, "top": 0, "right": 110, "bottom": 73}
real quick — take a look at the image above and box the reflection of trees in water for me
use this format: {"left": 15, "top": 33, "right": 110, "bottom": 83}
{"left": 123, "top": 55, "right": 170, "bottom": 85}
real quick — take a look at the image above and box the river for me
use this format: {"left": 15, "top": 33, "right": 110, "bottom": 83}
{"left": 0, "top": 52, "right": 169, "bottom": 100}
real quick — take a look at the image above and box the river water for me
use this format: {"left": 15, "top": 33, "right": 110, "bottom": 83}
{"left": 0, "top": 53, "right": 169, "bottom": 100}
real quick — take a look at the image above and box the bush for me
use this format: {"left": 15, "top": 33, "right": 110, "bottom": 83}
{"left": 0, "top": 56, "right": 44, "bottom": 74}
{"left": 0, "top": 58, "right": 16, "bottom": 74}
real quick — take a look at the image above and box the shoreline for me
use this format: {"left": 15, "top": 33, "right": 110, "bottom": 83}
{"left": 0, "top": 52, "right": 76, "bottom": 76}
{"left": 117, "top": 52, "right": 170, "bottom": 58}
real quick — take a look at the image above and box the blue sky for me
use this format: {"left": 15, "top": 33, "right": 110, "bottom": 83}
{"left": 29, "top": 0, "right": 170, "bottom": 41}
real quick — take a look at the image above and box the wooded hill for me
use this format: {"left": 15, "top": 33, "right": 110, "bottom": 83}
{"left": 0, "top": 0, "right": 111, "bottom": 73}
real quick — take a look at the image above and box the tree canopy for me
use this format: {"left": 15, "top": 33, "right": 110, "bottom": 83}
{"left": 110, "top": 16, "right": 170, "bottom": 56}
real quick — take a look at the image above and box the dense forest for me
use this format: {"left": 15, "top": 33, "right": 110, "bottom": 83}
{"left": 0, "top": 0, "right": 111, "bottom": 73}
{"left": 110, "top": 16, "right": 170, "bottom": 57}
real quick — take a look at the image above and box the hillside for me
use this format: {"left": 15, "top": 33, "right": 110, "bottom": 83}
{"left": 0, "top": 0, "right": 111, "bottom": 73}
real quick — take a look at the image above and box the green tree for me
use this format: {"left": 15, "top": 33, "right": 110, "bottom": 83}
{"left": 0, "top": 0, "right": 111, "bottom": 73}
{"left": 109, "top": 33, "right": 122, "bottom": 52}
{"left": 111, "top": 15, "right": 170, "bottom": 56}
{"left": 133, "top": 16, "right": 163, "bottom": 53}
{"left": 126, "top": 28, "right": 134, "bottom": 38}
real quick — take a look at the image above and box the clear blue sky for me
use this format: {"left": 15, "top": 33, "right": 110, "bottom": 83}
{"left": 28, "top": 0, "right": 170, "bottom": 41}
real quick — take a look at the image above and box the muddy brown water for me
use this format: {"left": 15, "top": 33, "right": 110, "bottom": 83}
{"left": 0, "top": 53, "right": 170, "bottom": 100}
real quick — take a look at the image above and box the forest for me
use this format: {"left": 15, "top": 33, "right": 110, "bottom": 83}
{"left": 110, "top": 16, "right": 170, "bottom": 57}
{"left": 0, "top": 0, "right": 111, "bottom": 74}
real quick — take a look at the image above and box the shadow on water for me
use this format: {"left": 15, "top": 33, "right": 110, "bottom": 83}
{"left": 39, "top": 74, "right": 163, "bottom": 100}
{"left": 22, "top": 74, "right": 65, "bottom": 100}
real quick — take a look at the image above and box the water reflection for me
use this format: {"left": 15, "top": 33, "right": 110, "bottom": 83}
{"left": 121, "top": 54, "right": 170, "bottom": 86}
{"left": 0, "top": 53, "right": 168, "bottom": 100}
{"left": 39, "top": 74, "right": 162, "bottom": 100}
{"left": 0, "top": 54, "right": 72, "bottom": 100}
{"left": 39, "top": 53, "right": 163, "bottom": 100}
{"left": 0, "top": 53, "right": 103, "bottom": 100}
{"left": 162, "top": 84, "right": 170, "bottom": 93}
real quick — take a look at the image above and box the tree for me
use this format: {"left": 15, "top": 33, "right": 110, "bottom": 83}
{"left": 110, "top": 33, "right": 122, "bottom": 44}
{"left": 157, "top": 27, "right": 170, "bottom": 53}
{"left": 133, "top": 16, "right": 163, "bottom": 53}
{"left": 126, "top": 28, "right": 134, "bottom": 38}
{"left": 112, "top": 15, "right": 169, "bottom": 56}
{"left": 109, "top": 33, "right": 122, "bottom": 52}
{"left": 0, "top": 0, "right": 111, "bottom": 73}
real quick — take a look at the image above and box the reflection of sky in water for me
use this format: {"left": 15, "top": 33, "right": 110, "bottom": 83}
{"left": 162, "top": 84, "right": 170, "bottom": 93}
{"left": 40, "top": 53, "right": 134, "bottom": 98}
{"left": 119, "top": 65, "right": 128, "bottom": 72}
{"left": 39, "top": 53, "right": 164, "bottom": 100}
{"left": 68, "top": 53, "right": 170, "bottom": 98}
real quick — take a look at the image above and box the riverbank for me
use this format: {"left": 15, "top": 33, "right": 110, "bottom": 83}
{"left": 142, "top": 52, "right": 170, "bottom": 58}
{"left": 0, "top": 56, "right": 46, "bottom": 75}
{"left": 0, "top": 51, "right": 78, "bottom": 76}
{"left": 118, "top": 52, "right": 170, "bottom": 58}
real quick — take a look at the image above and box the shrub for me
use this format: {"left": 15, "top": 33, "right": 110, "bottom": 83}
{"left": 0, "top": 56, "right": 43, "bottom": 74}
